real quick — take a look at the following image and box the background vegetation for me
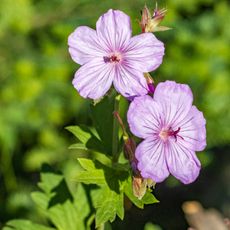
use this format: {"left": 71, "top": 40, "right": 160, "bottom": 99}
{"left": 0, "top": 0, "right": 229, "bottom": 229}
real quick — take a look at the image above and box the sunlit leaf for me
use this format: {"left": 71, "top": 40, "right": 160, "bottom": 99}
{"left": 95, "top": 186, "right": 124, "bottom": 227}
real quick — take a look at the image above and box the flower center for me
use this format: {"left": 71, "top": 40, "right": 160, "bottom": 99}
{"left": 159, "top": 127, "right": 183, "bottom": 142}
{"left": 103, "top": 52, "right": 122, "bottom": 64}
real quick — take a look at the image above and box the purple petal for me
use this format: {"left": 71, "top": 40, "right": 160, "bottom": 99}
{"left": 166, "top": 141, "right": 201, "bottom": 184}
{"left": 124, "top": 33, "right": 164, "bottom": 72}
{"left": 96, "top": 9, "right": 132, "bottom": 51}
{"left": 177, "top": 106, "right": 206, "bottom": 151}
{"left": 136, "top": 137, "right": 169, "bottom": 182}
{"left": 72, "top": 58, "right": 113, "bottom": 99}
{"left": 68, "top": 26, "right": 106, "bottom": 65}
{"left": 113, "top": 64, "right": 148, "bottom": 98}
{"left": 154, "top": 81, "right": 193, "bottom": 126}
{"left": 127, "top": 95, "right": 162, "bottom": 139}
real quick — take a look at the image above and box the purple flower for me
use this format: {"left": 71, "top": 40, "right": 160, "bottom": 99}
{"left": 68, "top": 9, "right": 164, "bottom": 99}
{"left": 127, "top": 81, "right": 206, "bottom": 184}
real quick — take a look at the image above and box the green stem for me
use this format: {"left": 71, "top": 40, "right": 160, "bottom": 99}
{"left": 112, "top": 94, "right": 121, "bottom": 163}
{"left": 97, "top": 224, "right": 105, "bottom": 230}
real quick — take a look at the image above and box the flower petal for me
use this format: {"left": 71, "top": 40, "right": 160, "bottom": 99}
{"left": 113, "top": 64, "right": 148, "bottom": 98}
{"left": 68, "top": 26, "right": 106, "bottom": 65}
{"left": 96, "top": 9, "right": 132, "bottom": 51}
{"left": 127, "top": 95, "right": 163, "bottom": 139}
{"left": 123, "top": 33, "right": 165, "bottom": 72}
{"left": 154, "top": 81, "right": 193, "bottom": 126}
{"left": 72, "top": 58, "right": 113, "bottom": 99}
{"left": 166, "top": 141, "right": 201, "bottom": 184}
{"left": 176, "top": 105, "right": 206, "bottom": 151}
{"left": 136, "top": 137, "right": 169, "bottom": 183}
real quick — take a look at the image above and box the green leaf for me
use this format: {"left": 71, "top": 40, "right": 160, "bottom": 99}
{"left": 76, "top": 159, "right": 129, "bottom": 189}
{"left": 66, "top": 125, "right": 91, "bottom": 144}
{"left": 78, "top": 158, "right": 97, "bottom": 170}
{"left": 73, "top": 149, "right": 112, "bottom": 166}
{"left": 73, "top": 184, "right": 93, "bottom": 226}
{"left": 90, "top": 90, "right": 117, "bottom": 156}
{"left": 31, "top": 191, "right": 49, "bottom": 210}
{"left": 66, "top": 125, "right": 105, "bottom": 153}
{"left": 142, "top": 191, "right": 159, "bottom": 204}
{"left": 31, "top": 165, "right": 92, "bottom": 230}
{"left": 75, "top": 170, "right": 106, "bottom": 185}
{"left": 95, "top": 186, "right": 124, "bottom": 227}
{"left": 68, "top": 143, "right": 88, "bottom": 150}
{"left": 76, "top": 158, "right": 106, "bottom": 185}
{"left": 75, "top": 159, "right": 129, "bottom": 226}
{"left": 3, "top": 219, "right": 55, "bottom": 230}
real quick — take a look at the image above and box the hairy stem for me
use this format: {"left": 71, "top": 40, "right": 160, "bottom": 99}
{"left": 112, "top": 94, "right": 121, "bottom": 163}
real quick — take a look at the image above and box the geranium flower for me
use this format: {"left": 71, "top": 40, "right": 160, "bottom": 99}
{"left": 68, "top": 9, "right": 164, "bottom": 99}
{"left": 127, "top": 81, "right": 206, "bottom": 184}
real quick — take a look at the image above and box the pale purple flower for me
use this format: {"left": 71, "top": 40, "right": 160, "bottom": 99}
{"left": 127, "top": 81, "right": 206, "bottom": 184}
{"left": 68, "top": 9, "right": 164, "bottom": 99}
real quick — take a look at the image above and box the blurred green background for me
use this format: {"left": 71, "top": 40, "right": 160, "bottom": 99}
{"left": 0, "top": 0, "right": 229, "bottom": 229}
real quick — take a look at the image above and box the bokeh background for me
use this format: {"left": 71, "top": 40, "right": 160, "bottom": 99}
{"left": 0, "top": 0, "right": 229, "bottom": 229}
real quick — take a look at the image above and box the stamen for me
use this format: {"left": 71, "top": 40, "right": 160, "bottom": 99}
{"left": 103, "top": 53, "right": 121, "bottom": 63}
{"left": 159, "top": 127, "right": 184, "bottom": 142}
{"left": 168, "top": 127, "right": 184, "bottom": 142}
{"left": 103, "top": 56, "right": 111, "bottom": 63}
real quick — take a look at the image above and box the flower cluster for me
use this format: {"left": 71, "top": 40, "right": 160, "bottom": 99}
{"left": 68, "top": 6, "right": 206, "bottom": 190}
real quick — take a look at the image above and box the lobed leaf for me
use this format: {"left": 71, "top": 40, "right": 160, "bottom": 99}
{"left": 31, "top": 165, "right": 92, "bottom": 230}
{"left": 95, "top": 186, "right": 124, "bottom": 227}
{"left": 66, "top": 125, "right": 105, "bottom": 153}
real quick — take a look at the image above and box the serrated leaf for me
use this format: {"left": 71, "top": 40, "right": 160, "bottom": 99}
{"left": 75, "top": 170, "right": 106, "bottom": 185}
{"left": 95, "top": 186, "right": 124, "bottom": 227}
{"left": 31, "top": 191, "right": 49, "bottom": 210}
{"left": 78, "top": 158, "right": 97, "bottom": 170}
{"left": 66, "top": 125, "right": 105, "bottom": 153}
{"left": 76, "top": 158, "right": 106, "bottom": 185}
{"left": 66, "top": 125, "right": 91, "bottom": 144}
{"left": 3, "top": 219, "right": 55, "bottom": 230}
{"left": 76, "top": 159, "right": 129, "bottom": 190}
{"left": 31, "top": 165, "right": 92, "bottom": 230}
{"left": 37, "top": 164, "right": 63, "bottom": 193}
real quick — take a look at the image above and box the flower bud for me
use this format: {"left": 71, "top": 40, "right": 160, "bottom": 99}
{"left": 140, "top": 3, "right": 171, "bottom": 33}
{"left": 144, "top": 73, "right": 155, "bottom": 94}
{"left": 132, "top": 175, "right": 147, "bottom": 200}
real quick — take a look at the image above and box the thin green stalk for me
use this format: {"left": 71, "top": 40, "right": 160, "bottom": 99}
{"left": 112, "top": 94, "right": 121, "bottom": 163}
